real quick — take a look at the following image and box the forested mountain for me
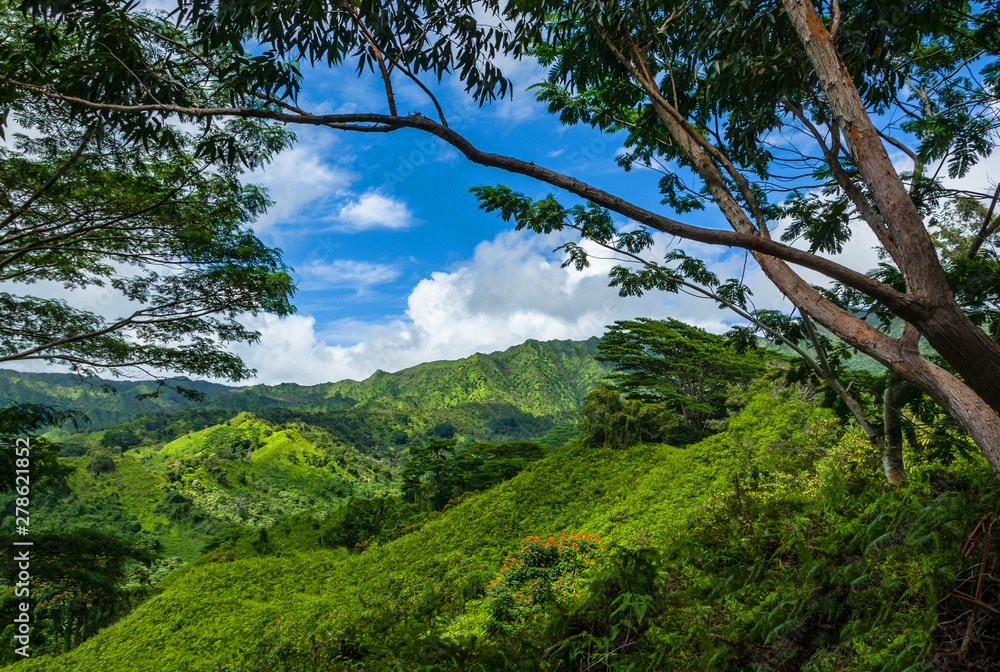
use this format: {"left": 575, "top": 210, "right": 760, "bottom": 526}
{"left": 41, "top": 412, "right": 384, "bottom": 559}
{"left": 0, "top": 337, "right": 608, "bottom": 435}
{"left": 0, "top": 373, "right": 231, "bottom": 431}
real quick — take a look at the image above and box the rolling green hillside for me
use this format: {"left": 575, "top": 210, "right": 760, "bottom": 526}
{"left": 7, "top": 394, "right": 755, "bottom": 671}
{"left": 1, "top": 338, "right": 609, "bottom": 438}
{"left": 16, "top": 413, "right": 385, "bottom": 563}
{"left": 17, "top": 385, "right": 994, "bottom": 672}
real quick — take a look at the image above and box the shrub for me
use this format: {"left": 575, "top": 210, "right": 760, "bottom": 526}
{"left": 87, "top": 453, "right": 116, "bottom": 476}
{"left": 485, "top": 533, "right": 607, "bottom": 637}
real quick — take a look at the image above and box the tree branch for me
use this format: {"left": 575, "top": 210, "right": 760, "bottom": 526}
{"left": 7, "top": 80, "right": 919, "bottom": 316}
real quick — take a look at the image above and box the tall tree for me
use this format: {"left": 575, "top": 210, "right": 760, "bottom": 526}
{"left": 5, "top": 0, "right": 1000, "bottom": 476}
{"left": 597, "top": 318, "right": 765, "bottom": 432}
{"left": 0, "top": 107, "right": 295, "bottom": 387}
{"left": 0, "top": 9, "right": 296, "bottom": 488}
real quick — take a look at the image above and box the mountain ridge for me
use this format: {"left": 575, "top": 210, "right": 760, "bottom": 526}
{"left": 1, "top": 336, "right": 609, "bottom": 432}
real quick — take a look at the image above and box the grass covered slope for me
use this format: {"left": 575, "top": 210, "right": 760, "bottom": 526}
{"left": 19, "top": 412, "right": 381, "bottom": 563}
{"left": 10, "top": 426, "right": 737, "bottom": 670}
{"left": 8, "top": 386, "right": 830, "bottom": 671}
{"left": 11, "top": 386, "right": 999, "bottom": 671}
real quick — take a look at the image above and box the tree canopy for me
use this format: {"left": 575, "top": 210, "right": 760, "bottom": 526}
{"left": 597, "top": 318, "right": 766, "bottom": 432}
{"left": 0, "top": 102, "right": 295, "bottom": 386}
{"left": 0, "top": 5, "right": 299, "bottom": 474}
{"left": 3, "top": 0, "right": 1000, "bottom": 476}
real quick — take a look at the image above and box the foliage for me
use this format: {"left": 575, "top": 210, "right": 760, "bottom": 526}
{"left": 0, "top": 401, "right": 78, "bottom": 492}
{"left": 2, "top": 357, "right": 997, "bottom": 672}
{"left": 99, "top": 426, "right": 139, "bottom": 451}
{"left": 0, "top": 529, "right": 152, "bottom": 663}
{"left": 537, "top": 421, "right": 579, "bottom": 449}
{"left": 0, "top": 384, "right": 830, "bottom": 672}
{"left": 401, "top": 439, "right": 547, "bottom": 510}
{"left": 0, "top": 68, "right": 295, "bottom": 386}
{"left": 578, "top": 383, "right": 679, "bottom": 449}
{"left": 485, "top": 533, "right": 607, "bottom": 637}
{"left": 633, "top": 432, "right": 1000, "bottom": 671}
{"left": 6, "top": 413, "right": 380, "bottom": 565}
{"left": 597, "top": 318, "right": 768, "bottom": 432}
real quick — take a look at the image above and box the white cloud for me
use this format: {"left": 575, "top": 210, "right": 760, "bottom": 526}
{"left": 233, "top": 229, "right": 765, "bottom": 385}
{"left": 297, "top": 259, "right": 399, "bottom": 291}
{"left": 3, "top": 226, "right": 848, "bottom": 387}
{"left": 334, "top": 190, "right": 414, "bottom": 231}
{"left": 249, "top": 129, "right": 358, "bottom": 239}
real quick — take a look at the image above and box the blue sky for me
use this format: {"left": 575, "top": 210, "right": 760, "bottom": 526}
{"left": 3, "top": 17, "right": 908, "bottom": 387}
{"left": 8, "top": 4, "right": 999, "bottom": 388}
{"left": 222, "top": 54, "right": 887, "bottom": 386}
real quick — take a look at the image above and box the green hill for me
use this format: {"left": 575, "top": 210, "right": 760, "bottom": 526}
{"left": 19, "top": 412, "right": 384, "bottom": 563}
{"left": 0, "top": 338, "right": 609, "bottom": 438}
{"left": 11, "top": 384, "right": 994, "bottom": 672}
{"left": 7, "top": 394, "right": 752, "bottom": 671}
{"left": 311, "top": 337, "right": 608, "bottom": 415}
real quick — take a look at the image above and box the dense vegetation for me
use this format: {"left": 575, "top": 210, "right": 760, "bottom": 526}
{"left": 1, "top": 325, "right": 997, "bottom": 670}
{"left": 1, "top": 379, "right": 996, "bottom": 671}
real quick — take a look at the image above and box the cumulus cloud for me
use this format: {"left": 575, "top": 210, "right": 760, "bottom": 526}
{"left": 4, "top": 223, "right": 887, "bottom": 387}
{"left": 334, "top": 190, "right": 414, "bottom": 231}
{"left": 233, "top": 229, "right": 764, "bottom": 385}
{"left": 249, "top": 129, "right": 358, "bottom": 239}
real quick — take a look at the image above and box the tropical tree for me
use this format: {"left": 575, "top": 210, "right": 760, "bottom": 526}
{"left": 5, "top": 0, "right": 1000, "bottom": 476}
{"left": 0, "top": 7, "right": 297, "bottom": 486}
{"left": 400, "top": 437, "right": 457, "bottom": 507}
{"left": 597, "top": 318, "right": 766, "bottom": 432}
{"left": 578, "top": 383, "right": 678, "bottom": 449}
{"left": 0, "top": 529, "right": 152, "bottom": 659}
{"left": 0, "top": 106, "right": 295, "bottom": 388}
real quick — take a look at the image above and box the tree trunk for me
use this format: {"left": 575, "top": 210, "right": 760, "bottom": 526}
{"left": 781, "top": 0, "right": 1000, "bottom": 415}
{"left": 882, "top": 383, "right": 908, "bottom": 483}
{"left": 910, "top": 304, "right": 1000, "bottom": 414}
{"left": 754, "top": 258, "right": 1000, "bottom": 478}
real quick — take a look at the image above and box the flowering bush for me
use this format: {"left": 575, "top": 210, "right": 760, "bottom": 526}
{"left": 485, "top": 533, "right": 606, "bottom": 636}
